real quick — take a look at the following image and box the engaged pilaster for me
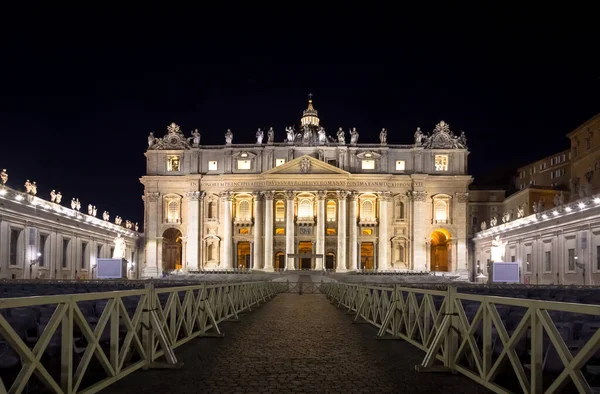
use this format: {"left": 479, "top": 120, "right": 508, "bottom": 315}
{"left": 263, "top": 191, "right": 274, "bottom": 271}
{"left": 285, "top": 191, "right": 295, "bottom": 270}
{"left": 252, "top": 192, "right": 263, "bottom": 270}
{"left": 316, "top": 190, "right": 327, "bottom": 270}
{"left": 143, "top": 192, "right": 161, "bottom": 278}
{"left": 410, "top": 190, "right": 428, "bottom": 271}
{"left": 337, "top": 190, "right": 349, "bottom": 272}
{"left": 377, "top": 192, "right": 392, "bottom": 271}
{"left": 220, "top": 192, "right": 233, "bottom": 269}
{"left": 348, "top": 192, "right": 358, "bottom": 271}
{"left": 185, "top": 191, "right": 202, "bottom": 272}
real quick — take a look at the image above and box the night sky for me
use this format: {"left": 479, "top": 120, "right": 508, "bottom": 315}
{"left": 1, "top": 8, "right": 598, "bottom": 226}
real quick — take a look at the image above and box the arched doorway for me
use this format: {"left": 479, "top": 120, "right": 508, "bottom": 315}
{"left": 162, "top": 228, "right": 182, "bottom": 272}
{"left": 237, "top": 241, "right": 251, "bottom": 269}
{"left": 325, "top": 252, "right": 335, "bottom": 270}
{"left": 430, "top": 229, "right": 451, "bottom": 271}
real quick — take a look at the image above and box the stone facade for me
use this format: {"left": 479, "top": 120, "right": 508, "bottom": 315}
{"left": 0, "top": 183, "right": 142, "bottom": 279}
{"left": 141, "top": 99, "right": 472, "bottom": 276}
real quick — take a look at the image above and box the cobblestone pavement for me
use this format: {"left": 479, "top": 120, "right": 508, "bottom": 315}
{"left": 107, "top": 279, "right": 488, "bottom": 393}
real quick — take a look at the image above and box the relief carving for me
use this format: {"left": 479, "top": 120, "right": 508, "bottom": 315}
{"left": 147, "top": 192, "right": 160, "bottom": 202}
{"left": 455, "top": 192, "right": 469, "bottom": 203}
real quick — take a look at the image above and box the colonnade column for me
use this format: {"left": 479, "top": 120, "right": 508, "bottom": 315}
{"left": 316, "top": 191, "right": 326, "bottom": 270}
{"left": 143, "top": 192, "right": 161, "bottom": 278}
{"left": 252, "top": 192, "right": 263, "bottom": 270}
{"left": 220, "top": 192, "right": 233, "bottom": 269}
{"left": 263, "top": 192, "right": 274, "bottom": 271}
{"left": 378, "top": 192, "right": 391, "bottom": 271}
{"left": 337, "top": 190, "right": 349, "bottom": 272}
{"left": 185, "top": 191, "right": 201, "bottom": 272}
{"left": 285, "top": 191, "right": 295, "bottom": 270}
{"left": 198, "top": 192, "right": 206, "bottom": 270}
{"left": 411, "top": 190, "right": 428, "bottom": 271}
{"left": 348, "top": 192, "right": 358, "bottom": 271}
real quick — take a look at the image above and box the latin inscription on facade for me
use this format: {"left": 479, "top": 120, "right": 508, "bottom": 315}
{"left": 200, "top": 180, "right": 413, "bottom": 189}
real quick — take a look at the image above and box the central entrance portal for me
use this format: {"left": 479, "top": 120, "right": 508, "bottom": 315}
{"left": 360, "top": 242, "right": 374, "bottom": 270}
{"left": 298, "top": 241, "right": 312, "bottom": 269}
{"left": 237, "top": 241, "right": 251, "bottom": 269}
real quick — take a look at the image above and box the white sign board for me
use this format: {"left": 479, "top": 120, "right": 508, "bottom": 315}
{"left": 97, "top": 258, "right": 127, "bottom": 279}
{"left": 492, "top": 262, "right": 520, "bottom": 283}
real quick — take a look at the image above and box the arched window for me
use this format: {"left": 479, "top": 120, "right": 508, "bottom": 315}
{"left": 327, "top": 200, "right": 336, "bottom": 221}
{"left": 435, "top": 200, "right": 447, "bottom": 222}
{"left": 396, "top": 201, "right": 405, "bottom": 220}
{"left": 362, "top": 200, "right": 373, "bottom": 221}
{"left": 167, "top": 200, "right": 179, "bottom": 223}
{"left": 298, "top": 199, "right": 312, "bottom": 218}
{"left": 275, "top": 200, "right": 285, "bottom": 221}
{"left": 238, "top": 200, "right": 250, "bottom": 220}
{"left": 208, "top": 201, "right": 217, "bottom": 219}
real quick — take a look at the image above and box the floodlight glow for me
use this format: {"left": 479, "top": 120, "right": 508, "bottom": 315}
{"left": 565, "top": 207, "right": 572, "bottom": 212}
{"left": 579, "top": 202, "right": 586, "bottom": 209}
{"left": 542, "top": 214, "right": 548, "bottom": 219}
{"left": 553, "top": 210, "right": 559, "bottom": 216}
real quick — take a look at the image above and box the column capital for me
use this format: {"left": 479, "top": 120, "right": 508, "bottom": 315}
{"left": 219, "top": 191, "right": 233, "bottom": 201}
{"left": 252, "top": 191, "right": 263, "bottom": 201}
{"left": 408, "top": 190, "right": 427, "bottom": 202}
{"left": 262, "top": 190, "right": 275, "bottom": 200}
{"left": 336, "top": 190, "right": 349, "bottom": 200}
{"left": 455, "top": 192, "right": 469, "bottom": 203}
{"left": 285, "top": 190, "right": 295, "bottom": 200}
{"left": 184, "top": 191, "right": 205, "bottom": 201}
{"left": 146, "top": 192, "right": 160, "bottom": 202}
{"left": 378, "top": 191, "right": 393, "bottom": 202}
{"left": 317, "top": 190, "right": 328, "bottom": 200}
{"left": 348, "top": 191, "right": 359, "bottom": 201}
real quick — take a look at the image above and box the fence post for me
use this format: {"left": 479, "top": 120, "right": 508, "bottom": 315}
{"left": 444, "top": 285, "right": 457, "bottom": 371}
{"left": 142, "top": 282, "right": 155, "bottom": 368}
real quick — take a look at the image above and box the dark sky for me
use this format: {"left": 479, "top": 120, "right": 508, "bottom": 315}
{"left": 1, "top": 7, "right": 599, "bottom": 225}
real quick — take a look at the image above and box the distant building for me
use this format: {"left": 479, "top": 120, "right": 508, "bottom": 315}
{"left": 142, "top": 97, "right": 472, "bottom": 276}
{"left": 0, "top": 180, "right": 142, "bottom": 279}
{"left": 516, "top": 149, "right": 571, "bottom": 191}
{"left": 568, "top": 112, "right": 600, "bottom": 197}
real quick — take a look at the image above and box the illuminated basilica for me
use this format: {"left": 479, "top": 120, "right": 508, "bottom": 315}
{"left": 141, "top": 97, "right": 472, "bottom": 277}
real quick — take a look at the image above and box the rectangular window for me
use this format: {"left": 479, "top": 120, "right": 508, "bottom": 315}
{"left": 361, "top": 160, "right": 375, "bottom": 170}
{"left": 275, "top": 228, "right": 285, "bottom": 235}
{"left": 167, "top": 156, "right": 180, "bottom": 172}
{"left": 526, "top": 253, "right": 532, "bottom": 273}
{"left": 39, "top": 234, "right": 47, "bottom": 267}
{"left": 511, "top": 255, "right": 516, "bottom": 262}
{"left": 568, "top": 248, "right": 575, "bottom": 271}
{"left": 597, "top": 245, "right": 600, "bottom": 271}
{"left": 327, "top": 159, "right": 337, "bottom": 167}
{"left": 327, "top": 228, "right": 336, "bottom": 235}
{"left": 110, "top": 247, "right": 115, "bottom": 258}
{"left": 239, "top": 228, "right": 249, "bottom": 235}
{"left": 237, "top": 159, "right": 251, "bottom": 170}
{"left": 275, "top": 158, "right": 285, "bottom": 167}
{"left": 545, "top": 251, "right": 552, "bottom": 272}
{"left": 97, "top": 244, "right": 102, "bottom": 259}
{"left": 434, "top": 155, "right": 448, "bottom": 171}
{"left": 62, "top": 239, "right": 69, "bottom": 268}
{"left": 208, "top": 161, "right": 218, "bottom": 171}
{"left": 395, "top": 160, "right": 405, "bottom": 171}
{"left": 9, "top": 229, "right": 20, "bottom": 265}
{"left": 362, "top": 229, "right": 372, "bottom": 235}
{"left": 476, "top": 260, "right": 480, "bottom": 273}
{"left": 81, "top": 242, "right": 88, "bottom": 269}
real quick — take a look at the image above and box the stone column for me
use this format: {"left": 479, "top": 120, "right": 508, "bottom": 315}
{"left": 220, "top": 192, "right": 233, "bottom": 269}
{"left": 316, "top": 190, "right": 327, "bottom": 270}
{"left": 185, "top": 191, "right": 201, "bottom": 272}
{"left": 378, "top": 192, "right": 391, "bottom": 271}
{"left": 180, "top": 236, "right": 187, "bottom": 271}
{"left": 454, "top": 192, "right": 469, "bottom": 276}
{"left": 263, "top": 191, "right": 274, "bottom": 271}
{"left": 198, "top": 192, "right": 206, "bottom": 270}
{"left": 337, "top": 190, "right": 349, "bottom": 271}
{"left": 285, "top": 191, "right": 295, "bottom": 270}
{"left": 411, "top": 190, "right": 428, "bottom": 271}
{"left": 143, "top": 192, "right": 161, "bottom": 278}
{"left": 348, "top": 192, "right": 358, "bottom": 271}
{"left": 252, "top": 192, "right": 263, "bottom": 270}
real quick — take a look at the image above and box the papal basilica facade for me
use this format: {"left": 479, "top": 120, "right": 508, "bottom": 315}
{"left": 141, "top": 98, "right": 472, "bottom": 277}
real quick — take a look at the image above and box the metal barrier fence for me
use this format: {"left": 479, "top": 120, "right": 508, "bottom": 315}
{"left": 322, "top": 282, "right": 600, "bottom": 393}
{"left": 272, "top": 281, "right": 325, "bottom": 294}
{"left": 0, "top": 281, "right": 280, "bottom": 394}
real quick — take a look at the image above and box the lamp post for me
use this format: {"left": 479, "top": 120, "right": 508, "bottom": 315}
{"left": 30, "top": 252, "right": 42, "bottom": 279}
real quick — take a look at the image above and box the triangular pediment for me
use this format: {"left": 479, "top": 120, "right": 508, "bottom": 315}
{"left": 263, "top": 155, "right": 350, "bottom": 175}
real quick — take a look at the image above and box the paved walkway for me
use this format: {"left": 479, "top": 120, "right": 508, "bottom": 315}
{"left": 107, "top": 282, "right": 488, "bottom": 393}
